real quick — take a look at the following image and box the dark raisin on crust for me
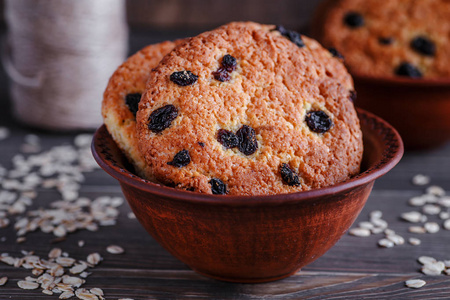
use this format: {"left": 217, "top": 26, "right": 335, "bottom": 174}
{"left": 125, "top": 93, "right": 141, "bottom": 117}
{"left": 213, "top": 54, "right": 237, "bottom": 82}
{"left": 170, "top": 71, "right": 198, "bottom": 86}
{"left": 148, "top": 104, "right": 178, "bottom": 133}
{"left": 395, "top": 62, "right": 423, "bottom": 78}
{"left": 213, "top": 68, "right": 232, "bottom": 82}
{"left": 344, "top": 12, "right": 364, "bottom": 28}
{"left": 167, "top": 149, "right": 191, "bottom": 167}
{"left": 222, "top": 54, "right": 237, "bottom": 72}
{"left": 275, "top": 25, "right": 305, "bottom": 48}
{"left": 280, "top": 163, "right": 301, "bottom": 186}
{"left": 328, "top": 48, "right": 344, "bottom": 59}
{"left": 217, "top": 129, "right": 239, "bottom": 149}
{"left": 209, "top": 178, "right": 227, "bottom": 195}
{"left": 236, "top": 125, "right": 258, "bottom": 155}
{"left": 349, "top": 90, "right": 357, "bottom": 102}
{"left": 379, "top": 37, "right": 394, "bottom": 45}
{"left": 198, "top": 142, "right": 205, "bottom": 147}
{"left": 305, "top": 110, "right": 333, "bottom": 134}
{"left": 411, "top": 36, "right": 436, "bottom": 56}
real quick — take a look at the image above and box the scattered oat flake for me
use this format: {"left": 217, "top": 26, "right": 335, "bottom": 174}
{"left": 405, "top": 279, "right": 426, "bottom": 288}
{"left": 412, "top": 174, "right": 430, "bottom": 186}
{"left": 421, "top": 261, "right": 445, "bottom": 275}
{"left": 409, "top": 226, "right": 426, "bottom": 234}
{"left": 358, "top": 221, "right": 374, "bottom": 230}
{"left": 426, "top": 185, "right": 445, "bottom": 197}
{"left": 42, "top": 289, "right": 53, "bottom": 295}
{"left": 444, "top": 219, "right": 450, "bottom": 230}
{"left": 87, "top": 253, "right": 102, "bottom": 265}
{"left": 60, "top": 291, "right": 75, "bottom": 299}
{"left": 0, "top": 277, "right": 7, "bottom": 286}
{"left": 408, "top": 237, "right": 421, "bottom": 246}
{"left": 424, "top": 222, "right": 440, "bottom": 233}
{"left": 418, "top": 256, "right": 437, "bottom": 265}
{"left": 127, "top": 212, "right": 136, "bottom": 219}
{"left": 70, "top": 264, "right": 87, "bottom": 274}
{"left": 16, "top": 237, "right": 26, "bottom": 243}
{"left": 75, "top": 288, "right": 99, "bottom": 300}
{"left": 378, "top": 238, "right": 394, "bottom": 248}
{"left": 90, "top": 288, "right": 104, "bottom": 297}
{"left": 401, "top": 211, "right": 423, "bottom": 223}
{"left": 18, "top": 280, "right": 39, "bottom": 289}
{"left": 422, "top": 204, "right": 441, "bottom": 215}
{"left": 370, "top": 210, "right": 382, "bottom": 219}
{"left": 387, "top": 234, "right": 404, "bottom": 245}
{"left": 78, "top": 240, "right": 85, "bottom": 247}
{"left": 49, "top": 247, "right": 62, "bottom": 259}
{"left": 107, "top": 245, "right": 124, "bottom": 254}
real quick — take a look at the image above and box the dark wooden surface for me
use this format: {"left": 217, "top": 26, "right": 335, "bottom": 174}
{"left": 0, "top": 30, "right": 450, "bottom": 299}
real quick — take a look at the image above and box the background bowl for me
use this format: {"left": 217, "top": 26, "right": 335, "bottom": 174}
{"left": 353, "top": 74, "right": 450, "bottom": 150}
{"left": 92, "top": 108, "right": 403, "bottom": 283}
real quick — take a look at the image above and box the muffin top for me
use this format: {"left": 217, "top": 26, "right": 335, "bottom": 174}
{"left": 102, "top": 40, "right": 181, "bottom": 180}
{"left": 136, "top": 22, "right": 363, "bottom": 195}
{"left": 315, "top": 0, "right": 450, "bottom": 79}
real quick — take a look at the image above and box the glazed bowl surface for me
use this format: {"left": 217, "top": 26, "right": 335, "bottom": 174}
{"left": 353, "top": 74, "right": 450, "bottom": 150}
{"left": 92, "top": 108, "right": 403, "bottom": 283}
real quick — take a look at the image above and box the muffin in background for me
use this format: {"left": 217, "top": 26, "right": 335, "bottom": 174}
{"left": 313, "top": 0, "right": 450, "bottom": 79}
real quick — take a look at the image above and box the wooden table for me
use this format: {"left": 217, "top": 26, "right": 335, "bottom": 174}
{"left": 0, "top": 30, "right": 449, "bottom": 299}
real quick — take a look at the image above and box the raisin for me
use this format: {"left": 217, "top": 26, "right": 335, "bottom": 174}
{"left": 280, "top": 163, "right": 301, "bottom": 187}
{"left": 236, "top": 125, "right": 258, "bottom": 155}
{"left": 344, "top": 12, "right": 364, "bottom": 28}
{"left": 305, "top": 110, "right": 333, "bottom": 133}
{"left": 125, "top": 93, "right": 141, "bottom": 117}
{"left": 213, "top": 68, "right": 232, "bottom": 82}
{"left": 349, "top": 90, "right": 357, "bottom": 102}
{"left": 222, "top": 54, "right": 237, "bottom": 72}
{"left": 411, "top": 36, "right": 436, "bottom": 56}
{"left": 217, "top": 129, "right": 239, "bottom": 149}
{"left": 328, "top": 48, "right": 344, "bottom": 59}
{"left": 275, "top": 25, "right": 305, "bottom": 48}
{"left": 167, "top": 149, "right": 191, "bottom": 167}
{"left": 170, "top": 71, "right": 198, "bottom": 86}
{"left": 198, "top": 142, "right": 205, "bottom": 147}
{"left": 209, "top": 178, "right": 227, "bottom": 195}
{"left": 148, "top": 104, "right": 178, "bottom": 133}
{"left": 379, "top": 37, "right": 393, "bottom": 45}
{"left": 213, "top": 54, "right": 237, "bottom": 82}
{"left": 395, "top": 62, "right": 422, "bottom": 78}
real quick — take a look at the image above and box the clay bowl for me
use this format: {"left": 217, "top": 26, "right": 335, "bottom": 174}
{"left": 92, "top": 108, "right": 403, "bottom": 283}
{"left": 353, "top": 74, "right": 450, "bottom": 150}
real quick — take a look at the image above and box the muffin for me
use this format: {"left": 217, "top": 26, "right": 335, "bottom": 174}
{"left": 102, "top": 40, "right": 182, "bottom": 180}
{"left": 136, "top": 22, "right": 363, "bottom": 195}
{"left": 314, "top": 0, "right": 450, "bottom": 79}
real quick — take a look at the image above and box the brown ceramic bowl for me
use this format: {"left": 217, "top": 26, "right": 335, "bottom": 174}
{"left": 353, "top": 74, "right": 450, "bottom": 150}
{"left": 92, "top": 108, "right": 403, "bottom": 283}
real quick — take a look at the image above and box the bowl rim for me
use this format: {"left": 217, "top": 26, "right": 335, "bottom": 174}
{"left": 91, "top": 108, "right": 403, "bottom": 206}
{"left": 352, "top": 72, "right": 450, "bottom": 87}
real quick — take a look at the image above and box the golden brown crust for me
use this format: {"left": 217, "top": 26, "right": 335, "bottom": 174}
{"left": 137, "top": 22, "right": 363, "bottom": 195}
{"left": 102, "top": 40, "right": 182, "bottom": 179}
{"left": 316, "top": 0, "right": 450, "bottom": 78}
